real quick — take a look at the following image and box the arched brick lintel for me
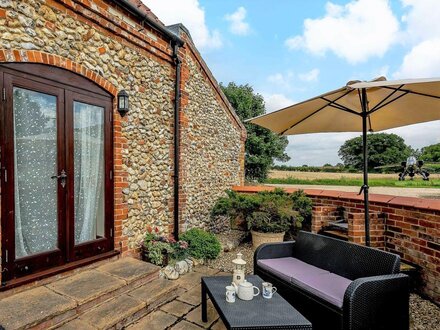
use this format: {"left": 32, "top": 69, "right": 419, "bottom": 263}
{"left": 0, "top": 49, "right": 118, "bottom": 96}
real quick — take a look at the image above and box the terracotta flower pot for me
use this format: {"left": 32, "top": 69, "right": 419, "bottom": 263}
{"left": 251, "top": 230, "right": 285, "bottom": 249}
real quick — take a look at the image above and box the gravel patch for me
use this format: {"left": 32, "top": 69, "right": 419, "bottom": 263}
{"left": 216, "top": 230, "right": 247, "bottom": 252}
{"left": 207, "top": 243, "right": 440, "bottom": 330}
{"left": 207, "top": 243, "right": 254, "bottom": 274}
{"left": 410, "top": 293, "right": 440, "bottom": 330}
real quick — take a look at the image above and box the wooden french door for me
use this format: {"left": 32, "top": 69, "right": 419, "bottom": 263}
{"left": 0, "top": 64, "right": 114, "bottom": 282}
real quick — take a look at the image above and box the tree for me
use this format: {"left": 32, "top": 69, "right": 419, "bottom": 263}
{"left": 420, "top": 143, "right": 440, "bottom": 162}
{"left": 338, "top": 133, "right": 413, "bottom": 171}
{"left": 221, "top": 82, "right": 290, "bottom": 181}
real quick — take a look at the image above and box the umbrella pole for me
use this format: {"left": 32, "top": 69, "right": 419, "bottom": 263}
{"left": 361, "top": 88, "right": 371, "bottom": 246}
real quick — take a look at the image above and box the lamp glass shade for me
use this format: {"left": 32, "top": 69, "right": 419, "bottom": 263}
{"left": 117, "top": 90, "right": 129, "bottom": 116}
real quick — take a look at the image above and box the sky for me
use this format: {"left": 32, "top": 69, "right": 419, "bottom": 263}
{"left": 144, "top": 0, "right": 440, "bottom": 166}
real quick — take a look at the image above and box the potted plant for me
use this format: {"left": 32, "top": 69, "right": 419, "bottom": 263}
{"left": 141, "top": 228, "right": 190, "bottom": 266}
{"left": 211, "top": 189, "right": 312, "bottom": 249}
{"left": 247, "top": 211, "right": 290, "bottom": 248}
{"left": 141, "top": 232, "right": 169, "bottom": 266}
{"left": 246, "top": 189, "right": 297, "bottom": 248}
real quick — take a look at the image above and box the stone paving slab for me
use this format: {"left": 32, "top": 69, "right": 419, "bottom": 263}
{"left": 185, "top": 301, "right": 219, "bottom": 328}
{"left": 79, "top": 294, "right": 145, "bottom": 329}
{"left": 47, "top": 270, "right": 126, "bottom": 304}
{"left": 211, "top": 319, "right": 228, "bottom": 330}
{"left": 171, "top": 320, "right": 204, "bottom": 329}
{"left": 160, "top": 300, "right": 194, "bottom": 317}
{"left": 0, "top": 286, "right": 76, "bottom": 329}
{"left": 127, "top": 310, "right": 178, "bottom": 330}
{"left": 176, "top": 285, "right": 202, "bottom": 306}
{"left": 129, "top": 278, "right": 178, "bottom": 306}
{"left": 175, "top": 271, "right": 206, "bottom": 291}
{"left": 57, "top": 319, "right": 96, "bottom": 330}
{"left": 98, "top": 257, "right": 159, "bottom": 283}
{"left": 193, "top": 266, "right": 220, "bottom": 276}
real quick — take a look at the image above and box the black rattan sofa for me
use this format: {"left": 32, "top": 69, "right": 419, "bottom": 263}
{"left": 254, "top": 231, "right": 409, "bottom": 330}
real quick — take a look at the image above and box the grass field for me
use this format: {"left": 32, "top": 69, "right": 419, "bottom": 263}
{"left": 266, "top": 170, "right": 440, "bottom": 188}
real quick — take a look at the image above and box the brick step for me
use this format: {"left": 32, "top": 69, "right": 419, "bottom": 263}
{"left": 320, "top": 229, "right": 348, "bottom": 241}
{"left": 0, "top": 258, "right": 166, "bottom": 330}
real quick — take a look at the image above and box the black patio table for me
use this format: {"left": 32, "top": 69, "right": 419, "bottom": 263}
{"left": 201, "top": 275, "right": 312, "bottom": 330}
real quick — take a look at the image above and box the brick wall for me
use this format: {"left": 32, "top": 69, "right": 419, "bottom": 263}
{"left": 233, "top": 186, "right": 440, "bottom": 303}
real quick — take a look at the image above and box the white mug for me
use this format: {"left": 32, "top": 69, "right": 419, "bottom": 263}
{"left": 226, "top": 285, "right": 236, "bottom": 303}
{"left": 262, "top": 282, "right": 277, "bottom": 299}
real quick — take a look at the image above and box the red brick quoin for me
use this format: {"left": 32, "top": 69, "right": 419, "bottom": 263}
{"left": 0, "top": 49, "right": 130, "bottom": 257}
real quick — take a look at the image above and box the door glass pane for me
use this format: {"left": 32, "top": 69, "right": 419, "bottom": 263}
{"left": 13, "top": 87, "right": 58, "bottom": 258}
{"left": 74, "top": 101, "right": 105, "bottom": 244}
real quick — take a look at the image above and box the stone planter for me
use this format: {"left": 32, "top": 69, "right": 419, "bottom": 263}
{"left": 251, "top": 230, "right": 285, "bottom": 249}
{"left": 140, "top": 245, "right": 169, "bottom": 266}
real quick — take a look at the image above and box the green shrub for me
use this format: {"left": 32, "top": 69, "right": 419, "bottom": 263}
{"left": 247, "top": 211, "right": 290, "bottom": 233}
{"left": 211, "top": 190, "right": 260, "bottom": 219}
{"left": 211, "top": 188, "right": 313, "bottom": 233}
{"left": 181, "top": 228, "right": 221, "bottom": 260}
{"left": 291, "top": 190, "right": 313, "bottom": 224}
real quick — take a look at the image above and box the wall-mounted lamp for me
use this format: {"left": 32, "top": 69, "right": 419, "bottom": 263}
{"left": 117, "top": 90, "right": 129, "bottom": 117}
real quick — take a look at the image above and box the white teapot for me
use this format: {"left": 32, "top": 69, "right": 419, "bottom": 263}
{"left": 232, "top": 280, "right": 260, "bottom": 301}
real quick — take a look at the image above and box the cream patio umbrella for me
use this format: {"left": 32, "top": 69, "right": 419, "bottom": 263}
{"left": 247, "top": 76, "right": 440, "bottom": 246}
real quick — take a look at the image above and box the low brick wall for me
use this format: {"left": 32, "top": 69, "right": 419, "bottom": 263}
{"left": 232, "top": 186, "right": 440, "bottom": 303}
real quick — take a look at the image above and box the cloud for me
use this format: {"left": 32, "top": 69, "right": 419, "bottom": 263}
{"left": 394, "top": 39, "right": 440, "bottom": 78}
{"left": 279, "top": 121, "right": 440, "bottom": 167}
{"left": 267, "top": 69, "right": 318, "bottom": 91}
{"left": 285, "top": 0, "right": 399, "bottom": 64}
{"left": 386, "top": 121, "right": 440, "bottom": 149}
{"left": 144, "top": 0, "right": 222, "bottom": 50}
{"left": 373, "top": 65, "right": 390, "bottom": 78}
{"left": 298, "top": 68, "right": 320, "bottom": 82}
{"left": 401, "top": 0, "right": 440, "bottom": 44}
{"left": 283, "top": 133, "right": 358, "bottom": 166}
{"left": 262, "top": 93, "right": 295, "bottom": 113}
{"left": 225, "top": 7, "right": 250, "bottom": 36}
{"left": 393, "top": 1, "right": 440, "bottom": 79}
{"left": 267, "top": 72, "right": 294, "bottom": 89}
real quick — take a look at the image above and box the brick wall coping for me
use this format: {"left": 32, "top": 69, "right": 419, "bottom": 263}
{"left": 232, "top": 186, "right": 440, "bottom": 212}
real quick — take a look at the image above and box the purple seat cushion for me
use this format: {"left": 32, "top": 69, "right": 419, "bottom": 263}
{"left": 290, "top": 272, "right": 351, "bottom": 307}
{"left": 257, "top": 257, "right": 352, "bottom": 308}
{"left": 257, "top": 257, "right": 330, "bottom": 283}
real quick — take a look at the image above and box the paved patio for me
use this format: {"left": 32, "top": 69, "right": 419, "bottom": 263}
{"left": 0, "top": 258, "right": 178, "bottom": 329}
{"left": 0, "top": 259, "right": 226, "bottom": 330}
{"left": 0, "top": 257, "right": 437, "bottom": 329}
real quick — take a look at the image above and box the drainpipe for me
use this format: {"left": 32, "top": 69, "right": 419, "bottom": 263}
{"left": 112, "top": 0, "right": 184, "bottom": 239}
{"left": 172, "top": 43, "right": 182, "bottom": 241}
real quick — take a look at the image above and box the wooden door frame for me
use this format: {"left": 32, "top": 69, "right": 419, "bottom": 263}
{"left": 0, "top": 64, "right": 114, "bottom": 284}
{"left": 65, "top": 91, "right": 114, "bottom": 262}
{"left": 1, "top": 73, "right": 66, "bottom": 280}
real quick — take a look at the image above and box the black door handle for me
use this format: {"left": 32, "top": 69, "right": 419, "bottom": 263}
{"left": 51, "top": 169, "right": 67, "bottom": 188}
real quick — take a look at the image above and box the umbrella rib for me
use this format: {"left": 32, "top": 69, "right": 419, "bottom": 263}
{"left": 382, "top": 86, "right": 440, "bottom": 100}
{"left": 369, "top": 85, "right": 404, "bottom": 112}
{"left": 367, "top": 91, "right": 409, "bottom": 115}
{"left": 320, "top": 97, "right": 361, "bottom": 116}
{"left": 280, "top": 90, "right": 353, "bottom": 135}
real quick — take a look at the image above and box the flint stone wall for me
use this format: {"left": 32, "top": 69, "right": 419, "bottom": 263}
{"left": 180, "top": 55, "right": 243, "bottom": 232}
{"left": 0, "top": 0, "right": 245, "bottom": 259}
